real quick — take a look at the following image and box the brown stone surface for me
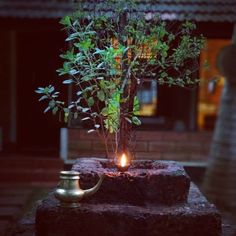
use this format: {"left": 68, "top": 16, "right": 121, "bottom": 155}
{"left": 35, "top": 183, "right": 221, "bottom": 236}
{"left": 72, "top": 158, "right": 190, "bottom": 205}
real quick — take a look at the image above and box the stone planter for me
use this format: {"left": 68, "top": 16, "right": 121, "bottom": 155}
{"left": 35, "top": 159, "right": 221, "bottom": 236}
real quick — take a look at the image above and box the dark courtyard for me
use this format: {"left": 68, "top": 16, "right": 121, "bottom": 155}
{"left": 0, "top": 0, "right": 236, "bottom": 235}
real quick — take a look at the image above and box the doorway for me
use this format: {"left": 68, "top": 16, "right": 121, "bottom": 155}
{"left": 17, "top": 29, "right": 67, "bottom": 156}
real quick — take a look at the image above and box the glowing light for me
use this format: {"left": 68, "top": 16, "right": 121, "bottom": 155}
{"left": 120, "top": 153, "right": 127, "bottom": 167}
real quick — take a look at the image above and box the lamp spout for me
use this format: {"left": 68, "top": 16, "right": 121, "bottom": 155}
{"left": 83, "top": 174, "right": 105, "bottom": 198}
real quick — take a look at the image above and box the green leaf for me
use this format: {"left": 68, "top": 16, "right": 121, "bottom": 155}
{"left": 81, "top": 117, "right": 90, "bottom": 121}
{"left": 69, "top": 69, "right": 78, "bottom": 75}
{"left": 66, "top": 32, "right": 81, "bottom": 41}
{"left": 132, "top": 116, "right": 141, "bottom": 126}
{"left": 97, "top": 62, "right": 104, "bottom": 69}
{"left": 35, "top": 87, "right": 45, "bottom": 94}
{"left": 49, "top": 100, "right": 56, "bottom": 108}
{"left": 97, "top": 91, "right": 105, "bottom": 101}
{"left": 60, "top": 48, "right": 75, "bottom": 61}
{"left": 63, "top": 108, "right": 69, "bottom": 113}
{"left": 77, "top": 91, "right": 83, "bottom": 96}
{"left": 88, "top": 97, "right": 94, "bottom": 107}
{"left": 48, "top": 86, "right": 55, "bottom": 93}
{"left": 91, "top": 112, "right": 98, "bottom": 117}
{"left": 52, "top": 107, "right": 58, "bottom": 115}
{"left": 38, "top": 95, "right": 48, "bottom": 101}
{"left": 125, "top": 117, "right": 132, "bottom": 123}
{"left": 133, "top": 96, "right": 140, "bottom": 115}
{"left": 60, "top": 16, "right": 71, "bottom": 27}
{"left": 82, "top": 108, "right": 90, "bottom": 113}
{"left": 87, "top": 129, "right": 95, "bottom": 133}
{"left": 68, "top": 104, "right": 75, "bottom": 109}
{"left": 75, "top": 39, "right": 93, "bottom": 51}
{"left": 101, "top": 107, "right": 108, "bottom": 116}
{"left": 63, "top": 79, "right": 73, "bottom": 84}
{"left": 44, "top": 106, "right": 51, "bottom": 113}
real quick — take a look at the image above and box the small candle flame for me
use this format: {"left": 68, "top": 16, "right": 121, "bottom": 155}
{"left": 120, "top": 153, "right": 127, "bottom": 167}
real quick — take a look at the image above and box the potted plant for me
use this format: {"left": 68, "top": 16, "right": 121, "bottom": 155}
{"left": 35, "top": 0, "right": 205, "bottom": 162}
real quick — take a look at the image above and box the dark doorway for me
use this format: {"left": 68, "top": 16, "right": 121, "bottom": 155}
{"left": 17, "top": 28, "right": 66, "bottom": 155}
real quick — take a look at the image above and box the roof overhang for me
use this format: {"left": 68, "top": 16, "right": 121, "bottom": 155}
{"left": 0, "top": 0, "right": 235, "bottom": 23}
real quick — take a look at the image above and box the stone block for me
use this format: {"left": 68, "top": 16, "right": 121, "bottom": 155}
{"left": 35, "top": 184, "right": 221, "bottom": 236}
{"left": 72, "top": 158, "right": 190, "bottom": 205}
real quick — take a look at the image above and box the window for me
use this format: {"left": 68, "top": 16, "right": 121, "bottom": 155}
{"left": 198, "top": 39, "right": 230, "bottom": 130}
{"left": 137, "top": 80, "right": 157, "bottom": 116}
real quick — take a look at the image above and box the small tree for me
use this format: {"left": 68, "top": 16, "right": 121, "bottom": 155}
{"left": 36, "top": 0, "right": 205, "bottom": 159}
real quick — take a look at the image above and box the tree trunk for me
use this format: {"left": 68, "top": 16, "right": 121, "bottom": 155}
{"left": 203, "top": 82, "right": 236, "bottom": 210}
{"left": 118, "top": 9, "right": 133, "bottom": 155}
{"left": 203, "top": 24, "right": 236, "bottom": 214}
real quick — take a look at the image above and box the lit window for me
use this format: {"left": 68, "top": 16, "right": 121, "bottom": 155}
{"left": 198, "top": 39, "right": 230, "bottom": 130}
{"left": 138, "top": 80, "right": 157, "bottom": 116}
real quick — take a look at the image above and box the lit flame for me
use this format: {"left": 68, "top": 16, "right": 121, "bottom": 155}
{"left": 120, "top": 153, "right": 127, "bottom": 167}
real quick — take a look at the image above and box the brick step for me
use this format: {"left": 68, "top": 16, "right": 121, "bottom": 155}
{"left": 0, "top": 207, "right": 21, "bottom": 221}
{"left": 0, "top": 195, "right": 30, "bottom": 207}
{"left": 0, "top": 158, "right": 63, "bottom": 169}
{"left": 0, "top": 169, "right": 60, "bottom": 183}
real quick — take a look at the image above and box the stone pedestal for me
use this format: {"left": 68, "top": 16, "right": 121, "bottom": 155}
{"left": 72, "top": 158, "right": 190, "bottom": 205}
{"left": 35, "top": 159, "right": 221, "bottom": 236}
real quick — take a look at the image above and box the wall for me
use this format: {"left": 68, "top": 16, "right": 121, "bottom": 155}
{"left": 67, "top": 128, "right": 212, "bottom": 162}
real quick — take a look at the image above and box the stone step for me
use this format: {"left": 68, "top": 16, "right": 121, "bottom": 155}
{"left": 0, "top": 195, "right": 30, "bottom": 207}
{"left": 0, "top": 169, "right": 60, "bottom": 183}
{"left": 0, "top": 207, "right": 21, "bottom": 221}
{"left": 0, "top": 158, "right": 63, "bottom": 169}
{"left": 0, "top": 188, "right": 33, "bottom": 196}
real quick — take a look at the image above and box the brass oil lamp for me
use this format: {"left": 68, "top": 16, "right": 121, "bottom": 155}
{"left": 54, "top": 171, "right": 104, "bottom": 208}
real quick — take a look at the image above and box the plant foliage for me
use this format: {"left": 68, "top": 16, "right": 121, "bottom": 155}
{"left": 36, "top": 0, "right": 205, "bottom": 157}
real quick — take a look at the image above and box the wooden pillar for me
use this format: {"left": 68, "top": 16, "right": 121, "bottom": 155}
{"left": 10, "top": 30, "right": 17, "bottom": 144}
{"left": 0, "top": 30, "right": 14, "bottom": 149}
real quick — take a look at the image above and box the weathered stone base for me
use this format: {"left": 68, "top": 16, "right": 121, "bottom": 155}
{"left": 72, "top": 158, "right": 190, "bottom": 205}
{"left": 35, "top": 184, "right": 221, "bottom": 236}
